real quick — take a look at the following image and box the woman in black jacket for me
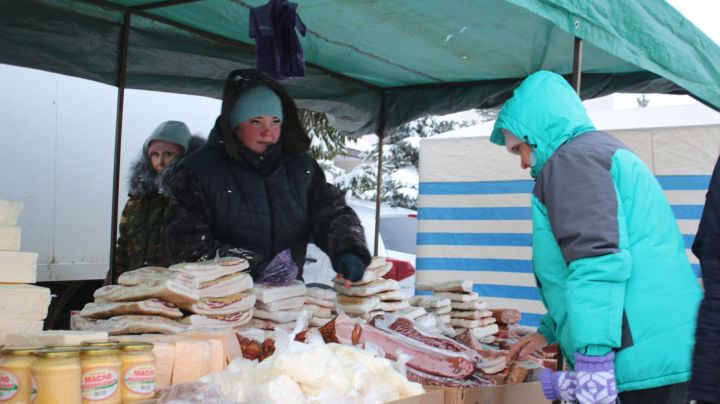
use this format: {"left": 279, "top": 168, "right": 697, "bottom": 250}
{"left": 165, "top": 69, "right": 371, "bottom": 282}
{"left": 689, "top": 155, "right": 720, "bottom": 404}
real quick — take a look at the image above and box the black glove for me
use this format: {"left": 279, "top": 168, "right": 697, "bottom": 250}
{"left": 334, "top": 252, "right": 366, "bottom": 282}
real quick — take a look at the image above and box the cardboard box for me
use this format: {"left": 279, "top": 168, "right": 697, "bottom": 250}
{"left": 388, "top": 390, "right": 444, "bottom": 404}
{"left": 428, "top": 381, "right": 550, "bottom": 404}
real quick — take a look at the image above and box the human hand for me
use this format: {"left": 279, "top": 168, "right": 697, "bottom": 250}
{"left": 506, "top": 332, "right": 548, "bottom": 365}
{"left": 334, "top": 252, "right": 366, "bottom": 282}
{"left": 575, "top": 351, "right": 617, "bottom": 404}
{"left": 540, "top": 368, "right": 577, "bottom": 401}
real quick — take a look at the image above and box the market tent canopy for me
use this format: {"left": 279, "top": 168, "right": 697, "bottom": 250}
{"left": 2, "top": 0, "right": 719, "bottom": 137}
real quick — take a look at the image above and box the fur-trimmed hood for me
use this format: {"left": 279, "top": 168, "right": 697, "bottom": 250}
{"left": 128, "top": 135, "right": 206, "bottom": 198}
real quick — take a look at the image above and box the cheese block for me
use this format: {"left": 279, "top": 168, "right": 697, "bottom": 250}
{"left": 0, "top": 200, "right": 23, "bottom": 226}
{"left": 450, "top": 310, "right": 494, "bottom": 320}
{"left": 119, "top": 266, "right": 198, "bottom": 289}
{"left": 334, "top": 278, "right": 399, "bottom": 297}
{"left": 79, "top": 299, "right": 183, "bottom": 319}
{"left": 93, "top": 280, "right": 199, "bottom": 306}
{"left": 306, "top": 286, "right": 336, "bottom": 301}
{"left": 450, "top": 300, "right": 488, "bottom": 310}
{"left": 253, "top": 308, "right": 303, "bottom": 323}
{"left": 179, "top": 329, "right": 242, "bottom": 367}
{"left": 170, "top": 257, "right": 249, "bottom": 284}
{"left": 4, "top": 330, "right": 109, "bottom": 348}
{"left": 252, "top": 280, "right": 306, "bottom": 303}
{"left": 0, "top": 251, "right": 38, "bottom": 283}
{"left": 255, "top": 296, "right": 306, "bottom": 312}
{"left": 171, "top": 339, "right": 212, "bottom": 385}
{"left": 0, "top": 226, "right": 21, "bottom": 251}
{"left": 434, "top": 291, "right": 479, "bottom": 302}
{"left": 376, "top": 289, "right": 410, "bottom": 302}
{"left": 332, "top": 257, "right": 391, "bottom": 286}
{"left": 417, "top": 280, "right": 473, "bottom": 293}
{"left": 199, "top": 271, "right": 253, "bottom": 299}
{"left": 181, "top": 310, "right": 253, "bottom": 329}
{"left": 182, "top": 292, "right": 256, "bottom": 316}
{"left": 304, "top": 295, "right": 334, "bottom": 308}
{"left": 0, "top": 320, "right": 44, "bottom": 345}
{"left": 335, "top": 295, "right": 381, "bottom": 315}
{"left": 409, "top": 295, "right": 451, "bottom": 309}
{"left": 0, "top": 284, "right": 51, "bottom": 321}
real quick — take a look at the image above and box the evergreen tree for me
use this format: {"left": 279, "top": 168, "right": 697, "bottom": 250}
{"left": 299, "top": 109, "right": 347, "bottom": 161}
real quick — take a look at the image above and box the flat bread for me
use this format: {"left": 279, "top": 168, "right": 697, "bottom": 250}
{"left": 80, "top": 299, "right": 183, "bottom": 319}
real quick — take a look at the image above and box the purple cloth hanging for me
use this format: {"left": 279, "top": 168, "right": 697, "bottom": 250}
{"left": 249, "top": 0, "right": 307, "bottom": 80}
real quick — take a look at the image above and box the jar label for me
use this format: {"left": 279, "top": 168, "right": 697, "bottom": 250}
{"left": 123, "top": 365, "right": 155, "bottom": 394}
{"left": 0, "top": 368, "right": 20, "bottom": 401}
{"left": 31, "top": 375, "right": 36, "bottom": 403}
{"left": 81, "top": 368, "right": 119, "bottom": 401}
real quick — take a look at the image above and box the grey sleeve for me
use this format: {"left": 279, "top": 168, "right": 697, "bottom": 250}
{"left": 536, "top": 149, "right": 620, "bottom": 263}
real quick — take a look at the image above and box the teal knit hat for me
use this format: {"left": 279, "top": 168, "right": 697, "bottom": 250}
{"left": 142, "top": 120, "right": 192, "bottom": 157}
{"left": 229, "top": 85, "right": 284, "bottom": 130}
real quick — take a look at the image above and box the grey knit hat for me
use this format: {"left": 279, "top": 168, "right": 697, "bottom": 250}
{"left": 142, "top": 121, "right": 192, "bottom": 157}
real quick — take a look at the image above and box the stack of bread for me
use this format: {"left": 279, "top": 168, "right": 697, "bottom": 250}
{"left": 0, "top": 200, "right": 51, "bottom": 345}
{"left": 334, "top": 257, "right": 411, "bottom": 320}
{"left": 416, "top": 280, "right": 499, "bottom": 339}
{"left": 247, "top": 280, "right": 307, "bottom": 331}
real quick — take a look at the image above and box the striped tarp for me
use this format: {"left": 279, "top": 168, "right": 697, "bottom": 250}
{"left": 417, "top": 128, "right": 718, "bottom": 327}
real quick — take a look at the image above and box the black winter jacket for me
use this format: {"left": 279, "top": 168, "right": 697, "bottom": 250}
{"left": 165, "top": 69, "right": 371, "bottom": 279}
{"left": 689, "top": 155, "right": 720, "bottom": 402}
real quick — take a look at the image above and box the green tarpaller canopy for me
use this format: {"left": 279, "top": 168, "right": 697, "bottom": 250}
{"left": 1, "top": 0, "right": 718, "bottom": 136}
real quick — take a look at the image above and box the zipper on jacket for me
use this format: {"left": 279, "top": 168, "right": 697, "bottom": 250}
{"left": 263, "top": 176, "right": 275, "bottom": 254}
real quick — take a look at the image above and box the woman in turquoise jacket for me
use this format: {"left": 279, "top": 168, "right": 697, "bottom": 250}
{"left": 492, "top": 71, "right": 701, "bottom": 404}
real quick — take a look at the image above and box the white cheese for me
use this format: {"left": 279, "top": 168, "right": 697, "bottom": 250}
{"left": 0, "top": 200, "right": 23, "bottom": 226}
{"left": 0, "top": 321, "right": 44, "bottom": 346}
{"left": 4, "top": 330, "right": 108, "bottom": 348}
{"left": 0, "top": 251, "right": 38, "bottom": 283}
{"left": 0, "top": 284, "right": 51, "bottom": 321}
{"left": 0, "top": 226, "right": 21, "bottom": 251}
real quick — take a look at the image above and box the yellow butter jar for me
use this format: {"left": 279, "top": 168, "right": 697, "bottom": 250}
{"left": 0, "top": 347, "right": 35, "bottom": 403}
{"left": 118, "top": 342, "right": 156, "bottom": 402}
{"left": 80, "top": 347, "right": 121, "bottom": 404}
{"left": 33, "top": 348, "right": 82, "bottom": 404}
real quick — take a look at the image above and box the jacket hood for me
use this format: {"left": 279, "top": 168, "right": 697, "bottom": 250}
{"left": 128, "top": 135, "right": 206, "bottom": 198}
{"left": 210, "top": 69, "right": 311, "bottom": 160}
{"left": 490, "top": 70, "right": 596, "bottom": 178}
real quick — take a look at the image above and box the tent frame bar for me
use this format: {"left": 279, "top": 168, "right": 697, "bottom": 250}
{"left": 572, "top": 37, "right": 583, "bottom": 93}
{"left": 373, "top": 92, "right": 387, "bottom": 256}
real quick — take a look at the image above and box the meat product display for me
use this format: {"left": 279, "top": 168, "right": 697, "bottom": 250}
{"left": 409, "top": 295, "right": 451, "bottom": 309}
{"left": 255, "top": 295, "right": 306, "bottom": 312}
{"left": 198, "top": 271, "right": 253, "bottom": 298}
{"left": 416, "top": 280, "right": 473, "bottom": 293}
{"left": 169, "top": 256, "right": 249, "bottom": 283}
{"left": 335, "top": 295, "right": 381, "bottom": 314}
{"left": 451, "top": 300, "right": 489, "bottom": 310}
{"left": 302, "top": 304, "right": 332, "bottom": 318}
{"left": 491, "top": 308, "right": 521, "bottom": 325}
{"left": 450, "top": 309, "right": 493, "bottom": 320}
{"left": 253, "top": 308, "right": 303, "bottom": 323}
{"left": 332, "top": 256, "right": 391, "bottom": 285}
{"left": 406, "top": 367, "right": 493, "bottom": 388}
{"left": 376, "top": 289, "right": 411, "bottom": 302}
{"left": 376, "top": 300, "right": 411, "bottom": 312}
{"left": 252, "top": 280, "right": 306, "bottom": 303}
{"left": 395, "top": 306, "right": 426, "bottom": 320}
{"left": 182, "top": 292, "right": 256, "bottom": 316}
{"left": 181, "top": 310, "right": 253, "bottom": 328}
{"left": 79, "top": 299, "right": 183, "bottom": 319}
{"left": 304, "top": 295, "right": 334, "bottom": 308}
{"left": 306, "top": 286, "right": 336, "bottom": 302}
{"left": 71, "top": 313, "right": 187, "bottom": 335}
{"left": 319, "top": 315, "right": 361, "bottom": 346}
{"left": 246, "top": 318, "right": 297, "bottom": 331}
{"left": 333, "top": 278, "right": 399, "bottom": 297}
{"left": 434, "top": 291, "right": 479, "bottom": 302}
{"left": 118, "top": 266, "right": 199, "bottom": 288}
{"left": 93, "top": 280, "right": 199, "bottom": 306}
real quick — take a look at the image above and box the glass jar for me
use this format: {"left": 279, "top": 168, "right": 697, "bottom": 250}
{"left": 81, "top": 340, "right": 118, "bottom": 349}
{"left": 80, "top": 347, "right": 121, "bottom": 404}
{"left": 0, "top": 347, "right": 35, "bottom": 403}
{"left": 33, "top": 348, "right": 81, "bottom": 404}
{"left": 118, "top": 342, "right": 156, "bottom": 402}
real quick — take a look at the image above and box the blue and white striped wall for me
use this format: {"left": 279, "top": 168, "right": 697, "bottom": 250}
{"left": 416, "top": 127, "right": 720, "bottom": 327}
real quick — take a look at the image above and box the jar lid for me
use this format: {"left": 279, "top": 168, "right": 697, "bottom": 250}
{"left": 80, "top": 347, "right": 118, "bottom": 356}
{"left": 35, "top": 347, "right": 81, "bottom": 358}
{"left": 1, "top": 347, "right": 36, "bottom": 356}
{"left": 118, "top": 342, "right": 154, "bottom": 352}
{"left": 81, "top": 340, "right": 119, "bottom": 348}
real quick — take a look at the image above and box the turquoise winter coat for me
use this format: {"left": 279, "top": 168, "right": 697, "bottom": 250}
{"left": 490, "top": 71, "right": 701, "bottom": 392}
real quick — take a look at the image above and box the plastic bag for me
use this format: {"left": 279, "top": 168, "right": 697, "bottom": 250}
{"left": 255, "top": 249, "right": 298, "bottom": 286}
{"left": 155, "top": 382, "right": 235, "bottom": 403}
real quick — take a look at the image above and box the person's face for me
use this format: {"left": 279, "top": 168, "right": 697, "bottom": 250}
{"left": 234, "top": 115, "right": 282, "bottom": 154}
{"left": 150, "top": 149, "right": 179, "bottom": 173}
{"left": 509, "top": 142, "right": 534, "bottom": 170}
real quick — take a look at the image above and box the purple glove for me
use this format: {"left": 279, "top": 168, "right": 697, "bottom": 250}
{"left": 575, "top": 351, "right": 618, "bottom": 404}
{"left": 540, "top": 368, "right": 577, "bottom": 401}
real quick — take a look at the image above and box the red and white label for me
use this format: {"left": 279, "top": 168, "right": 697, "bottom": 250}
{"left": 0, "top": 368, "right": 20, "bottom": 401}
{"left": 81, "top": 368, "right": 119, "bottom": 401}
{"left": 123, "top": 365, "right": 155, "bottom": 394}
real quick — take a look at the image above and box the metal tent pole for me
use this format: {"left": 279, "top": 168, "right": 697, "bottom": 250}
{"left": 572, "top": 36, "right": 583, "bottom": 94}
{"left": 108, "top": 11, "right": 131, "bottom": 284}
{"left": 373, "top": 92, "right": 387, "bottom": 256}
